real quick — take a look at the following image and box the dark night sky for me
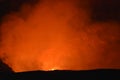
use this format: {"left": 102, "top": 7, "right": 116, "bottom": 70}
{"left": 91, "top": 0, "right": 120, "bottom": 22}
{"left": 0, "top": 0, "right": 120, "bottom": 23}
{"left": 0, "top": 0, "right": 39, "bottom": 23}
{"left": 0, "top": 0, "right": 120, "bottom": 72}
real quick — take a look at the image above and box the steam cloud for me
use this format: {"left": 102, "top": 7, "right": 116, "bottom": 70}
{"left": 0, "top": 0, "right": 120, "bottom": 72}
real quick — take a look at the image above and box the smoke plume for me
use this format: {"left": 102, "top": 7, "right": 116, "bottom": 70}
{"left": 0, "top": 0, "right": 120, "bottom": 72}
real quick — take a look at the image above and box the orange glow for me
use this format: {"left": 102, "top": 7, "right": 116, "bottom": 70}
{"left": 43, "top": 67, "right": 59, "bottom": 71}
{"left": 0, "top": 0, "right": 120, "bottom": 72}
{"left": 50, "top": 68, "right": 56, "bottom": 71}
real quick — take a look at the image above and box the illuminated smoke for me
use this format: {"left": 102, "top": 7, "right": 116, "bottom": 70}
{"left": 0, "top": 0, "right": 120, "bottom": 72}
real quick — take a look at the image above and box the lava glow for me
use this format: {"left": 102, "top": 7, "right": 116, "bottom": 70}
{"left": 45, "top": 67, "right": 58, "bottom": 71}
{"left": 50, "top": 68, "right": 56, "bottom": 71}
{"left": 0, "top": 0, "right": 120, "bottom": 72}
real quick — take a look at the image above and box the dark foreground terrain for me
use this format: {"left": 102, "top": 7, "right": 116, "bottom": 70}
{"left": 0, "top": 69, "right": 120, "bottom": 80}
